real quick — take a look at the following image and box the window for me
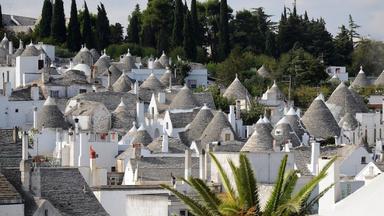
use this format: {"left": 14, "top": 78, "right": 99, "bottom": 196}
{"left": 166, "top": 122, "right": 169, "bottom": 129}
{"left": 44, "top": 209, "right": 48, "bottom": 216}
{"left": 188, "top": 80, "right": 197, "bottom": 89}
{"left": 38, "top": 60, "right": 44, "bottom": 70}
{"left": 275, "top": 129, "right": 282, "bottom": 136}
{"left": 180, "top": 210, "right": 187, "bottom": 216}
{"left": 225, "top": 133, "right": 231, "bottom": 141}
{"left": 15, "top": 109, "right": 19, "bottom": 113}
{"left": 361, "top": 156, "right": 366, "bottom": 164}
{"left": 79, "top": 89, "right": 87, "bottom": 94}
{"left": 50, "top": 90, "right": 59, "bottom": 98}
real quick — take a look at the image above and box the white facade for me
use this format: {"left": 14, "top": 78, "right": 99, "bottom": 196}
{"left": 354, "top": 162, "right": 383, "bottom": 183}
{"left": 0, "top": 67, "right": 16, "bottom": 90}
{"left": 15, "top": 56, "right": 39, "bottom": 88}
{"left": 326, "top": 66, "right": 348, "bottom": 82}
{"left": 356, "top": 112, "right": 384, "bottom": 146}
{"left": 0, "top": 204, "right": 24, "bottom": 216}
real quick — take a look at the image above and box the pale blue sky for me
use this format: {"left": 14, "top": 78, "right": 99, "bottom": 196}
{"left": 2, "top": 0, "right": 384, "bottom": 40}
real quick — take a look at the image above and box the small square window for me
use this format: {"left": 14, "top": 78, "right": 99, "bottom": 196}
{"left": 225, "top": 133, "right": 231, "bottom": 141}
{"left": 79, "top": 89, "right": 87, "bottom": 94}
{"left": 361, "top": 156, "right": 366, "bottom": 164}
{"left": 15, "top": 109, "right": 19, "bottom": 113}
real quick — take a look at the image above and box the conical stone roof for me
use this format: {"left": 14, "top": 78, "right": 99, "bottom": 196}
{"left": 339, "top": 113, "right": 358, "bottom": 131}
{"left": 37, "top": 97, "right": 67, "bottom": 129}
{"left": 94, "top": 54, "right": 111, "bottom": 76}
{"left": 170, "top": 85, "right": 198, "bottom": 110}
{"left": 73, "top": 46, "right": 93, "bottom": 66}
{"left": 90, "top": 49, "right": 101, "bottom": 61}
{"left": 158, "top": 51, "right": 169, "bottom": 67}
{"left": 120, "top": 49, "right": 137, "bottom": 71}
{"left": 103, "top": 65, "right": 122, "bottom": 85}
{"left": 241, "top": 118, "right": 274, "bottom": 152}
{"left": 302, "top": 95, "right": 340, "bottom": 139}
{"left": 140, "top": 73, "right": 165, "bottom": 90}
{"left": 374, "top": 70, "right": 384, "bottom": 86}
{"left": 326, "top": 82, "right": 363, "bottom": 120}
{"left": 285, "top": 107, "right": 306, "bottom": 139}
{"left": 112, "top": 73, "right": 132, "bottom": 92}
{"left": 131, "top": 126, "right": 153, "bottom": 146}
{"left": 112, "top": 98, "right": 135, "bottom": 130}
{"left": 21, "top": 43, "right": 40, "bottom": 56}
{"left": 200, "top": 111, "right": 237, "bottom": 144}
{"left": 179, "top": 105, "right": 214, "bottom": 145}
{"left": 160, "top": 68, "right": 174, "bottom": 87}
{"left": 348, "top": 87, "right": 368, "bottom": 113}
{"left": 351, "top": 66, "right": 369, "bottom": 88}
{"left": 272, "top": 117, "right": 301, "bottom": 147}
{"left": 257, "top": 65, "right": 271, "bottom": 78}
{"left": 223, "top": 75, "right": 249, "bottom": 100}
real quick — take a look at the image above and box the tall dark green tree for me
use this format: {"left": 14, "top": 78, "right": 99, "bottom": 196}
{"left": 82, "top": 1, "right": 94, "bottom": 48}
{"left": 183, "top": 10, "right": 196, "bottom": 60}
{"left": 157, "top": 27, "right": 169, "bottom": 55}
{"left": 218, "top": 0, "right": 230, "bottom": 61}
{"left": 110, "top": 23, "right": 124, "bottom": 44}
{"left": 0, "top": 4, "right": 4, "bottom": 29}
{"left": 265, "top": 31, "right": 277, "bottom": 57}
{"left": 38, "top": 0, "right": 53, "bottom": 38}
{"left": 51, "top": 0, "right": 66, "bottom": 43}
{"left": 190, "top": 0, "right": 200, "bottom": 45}
{"left": 96, "top": 3, "right": 110, "bottom": 50}
{"left": 127, "top": 4, "right": 141, "bottom": 44}
{"left": 348, "top": 14, "right": 360, "bottom": 42}
{"left": 171, "top": 0, "right": 184, "bottom": 47}
{"left": 67, "top": 0, "right": 82, "bottom": 51}
{"left": 333, "top": 25, "right": 354, "bottom": 66}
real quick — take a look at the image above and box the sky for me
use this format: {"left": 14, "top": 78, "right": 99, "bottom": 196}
{"left": 2, "top": 0, "right": 384, "bottom": 40}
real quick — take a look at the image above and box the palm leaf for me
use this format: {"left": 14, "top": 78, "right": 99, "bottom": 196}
{"left": 263, "top": 154, "right": 288, "bottom": 215}
{"left": 182, "top": 177, "right": 222, "bottom": 216}
{"left": 299, "top": 183, "right": 334, "bottom": 214}
{"left": 239, "top": 153, "right": 261, "bottom": 213}
{"left": 210, "top": 152, "right": 237, "bottom": 203}
{"left": 279, "top": 170, "right": 299, "bottom": 205}
{"left": 161, "top": 184, "right": 216, "bottom": 216}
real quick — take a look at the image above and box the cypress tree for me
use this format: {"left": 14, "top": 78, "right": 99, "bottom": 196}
{"left": 171, "top": 0, "right": 184, "bottom": 47}
{"left": 157, "top": 28, "right": 169, "bottom": 55}
{"left": 265, "top": 31, "right": 277, "bottom": 57}
{"left": 38, "top": 0, "right": 53, "bottom": 38}
{"left": 127, "top": 4, "right": 141, "bottom": 44}
{"left": 51, "top": 0, "right": 66, "bottom": 43}
{"left": 67, "top": 0, "right": 82, "bottom": 51}
{"left": 218, "top": 0, "right": 230, "bottom": 61}
{"left": 190, "top": 0, "right": 199, "bottom": 45}
{"left": 82, "top": 1, "right": 94, "bottom": 48}
{"left": 183, "top": 10, "right": 196, "bottom": 60}
{"left": 96, "top": 3, "right": 110, "bottom": 51}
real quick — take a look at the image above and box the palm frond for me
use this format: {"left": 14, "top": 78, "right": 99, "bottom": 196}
{"left": 279, "top": 170, "right": 299, "bottom": 205}
{"left": 210, "top": 152, "right": 237, "bottom": 203}
{"left": 300, "top": 183, "right": 334, "bottom": 214}
{"left": 238, "top": 153, "right": 260, "bottom": 213}
{"left": 161, "top": 184, "right": 215, "bottom": 216}
{"left": 263, "top": 154, "right": 288, "bottom": 215}
{"left": 182, "top": 177, "right": 222, "bottom": 216}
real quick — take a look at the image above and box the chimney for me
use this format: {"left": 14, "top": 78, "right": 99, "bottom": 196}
{"left": 13, "top": 127, "right": 19, "bottom": 143}
{"left": 205, "top": 143, "right": 212, "bottom": 181}
{"left": 4, "top": 71, "right": 12, "bottom": 97}
{"left": 228, "top": 105, "right": 236, "bottom": 131}
{"left": 199, "top": 149, "right": 206, "bottom": 180}
{"left": 2, "top": 73, "right": 4, "bottom": 96}
{"left": 161, "top": 127, "right": 169, "bottom": 153}
{"left": 107, "top": 70, "right": 112, "bottom": 90}
{"left": 69, "top": 60, "right": 74, "bottom": 69}
{"left": 9, "top": 41, "right": 13, "bottom": 55}
{"left": 22, "top": 131, "right": 29, "bottom": 160}
{"left": 31, "top": 167, "right": 41, "bottom": 197}
{"left": 89, "top": 146, "right": 97, "bottom": 186}
{"left": 318, "top": 157, "right": 340, "bottom": 215}
{"left": 19, "top": 160, "right": 31, "bottom": 191}
{"left": 136, "top": 100, "right": 145, "bottom": 126}
{"left": 31, "top": 84, "right": 39, "bottom": 101}
{"left": 133, "top": 80, "right": 139, "bottom": 95}
{"left": 74, "top": 118, "right": 79, "bottom": 135}
{"left": 273, "top": 140, "right": 280, "bottom": 152}
{"left": 184, "top": 149, "right": 192, "bottom": 179}
{"left": 310, "top": 140, "right": 320, "bottom": 175}
{"left": 158, "top": 92, "right": 165, "bottom": 104}
{"left": 235, "top": 100, "right": 241, "bottom": 119}
{"left": 382, "top": 98, "right": 384, "bottom": 122}
{"left": 133, "top": 143, "right": 142, "bottom": 158}
{"left": 33, "top": 107, "right": 38, "bottom": 129}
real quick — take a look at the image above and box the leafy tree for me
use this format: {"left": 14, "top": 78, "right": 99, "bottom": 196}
{"left": 67, "top": 0, "right": 82, "bottom": 51}
{"left": 157, "top": 27, "right": 169, "bottom": 55}
{"left": 333, "top": 25, "right": 353, "bottom": 66}
{"left": 218, "top": 0, "right": 230, "bottom": 61}
{"left": 351, "top": 39, "right": 384, "bottom": 77}
{"left": 38, "top": 0, "right": 53, "bottom": 38}
{"left": 183, "top": 10, "right": 196, "bottom": 60}
{"left": 348, "top": 14, "right": 360, "bottom": 42}
{"left": 277, "top": 47, "right": 327, "bottom": 86}
{"left": 265, "top": 30, "right": 277, "bottom": 57}
{"left": 0, "top": 4, "right": 3, "bottom": 29}
{"left": 127, "top": 4, "right": 141, "bottom": 44}
{"left": 241, "top": 101, "right": 265, "bottom": 125}
{"left": 172, "top": 59, "right": 191, "bottom": 85}
{"left": 171, "top": 0, "right": 184, "bottom": 47}
{"left": 162, "top": 153, "right": 336, "bottom": 216}
{"left": 96, "top": 3, "right": 110, "bottom": 51}
{"left": 51, "top": 0, "right": 66, "bottom": 43}
{"left": 82, "top": 1, "right": 94, "bottom": 48}
{"left": 109, "top": 23, "right": 124, "bottom": 44}
{"left": 205, "top": 0, "right": 220, "bottom": 61}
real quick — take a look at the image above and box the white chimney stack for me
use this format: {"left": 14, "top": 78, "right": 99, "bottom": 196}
{"left": 228, "top": 105, "right": 236, "bottom": 131}
{"left": 33, "top": 107, "right": 38, "bottom": 129}
{"left": 9, "top": 41, "right": 13, "bottom": 55}
{"left": 199, "top": 149, "right": 206, "bottom": 180}
{"left": 22, "top": 131, "right": 29, "bottom": 160}
{"left": 184, "top": 149, "right": 192, "bottom": 180}
{"left": 136, "top": 100, "right": 145, "bottom": 126}
{"left": 162, "top": 127, "right": 169, "bottom": 153}
{"left": 310, "top": 140, "right": 320, "bottom": 175}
